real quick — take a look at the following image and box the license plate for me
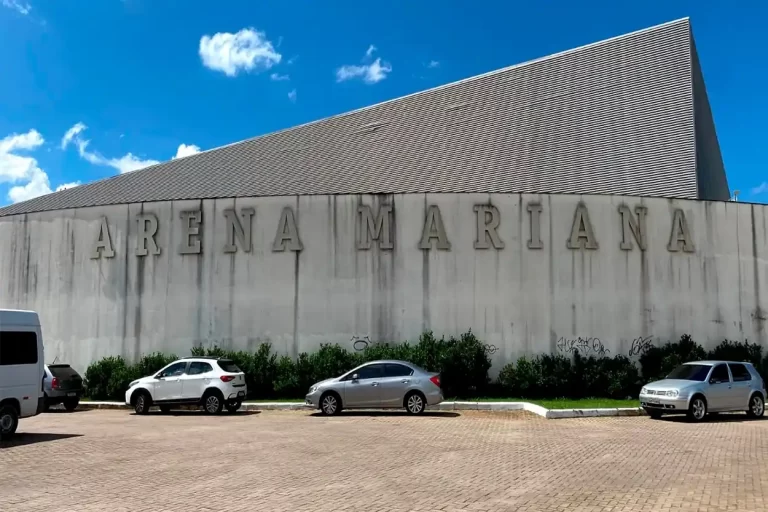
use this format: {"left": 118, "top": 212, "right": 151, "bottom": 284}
{"left": 647, "top": 397, "right": 660, "bottom": 404}
{"left": 67, "top": 392, "right": 77, "bottom": 397}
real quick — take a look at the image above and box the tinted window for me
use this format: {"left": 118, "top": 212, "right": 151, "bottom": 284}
{"left": 160, "top": 362, "right": 187, "bottom": 377}
{"left": 729, "top": 363, "right": 752, "bottom": 382}
{"left": 48, "top": 365, "right": 80, "bottom": 379}
{"left": 384, "top": 364, "right": 413, "bottom": 377}
{"left": 666, "top": 364, "right": 710, "bottom": 381}
{"left": 356, "top": 364, "right": 383, "bottom": 380}
{"left": 710, "top": 364, "right": 730, "bottom": 383}
{"left": 0, "top": 331, "right": 38, "bottom": 366}
{"left": 188, "top": 362, "right": 213, "bottom": 375}
{"left": 217, "top": 360, "right": 241, "bottom": 373}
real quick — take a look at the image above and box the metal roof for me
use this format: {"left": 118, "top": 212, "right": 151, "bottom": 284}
{"left": 0, "top": 18, "right": 710, "bottom": 218}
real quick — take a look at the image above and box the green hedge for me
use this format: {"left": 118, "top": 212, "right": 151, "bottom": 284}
{"left": 84, "top": 333, "right": 768, "bottom": 402}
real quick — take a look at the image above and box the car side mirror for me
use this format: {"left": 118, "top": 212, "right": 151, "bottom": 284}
{"left": 351, "top": 373, "right": 359, "bottom": 381}
{"left": 155, "top": 374, "right": 164, "bottom": 380}
{"left": 709, "top": 378, "right": 718, "bottom": 385}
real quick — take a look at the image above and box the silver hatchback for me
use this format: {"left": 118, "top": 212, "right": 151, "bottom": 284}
{"left": 305, "top": 360, "right": 444, "bottom": 415}
{"left": 639, "top": 360, "right": 766, "bottom": 421}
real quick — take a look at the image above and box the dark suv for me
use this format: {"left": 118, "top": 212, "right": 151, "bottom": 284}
{"left": 43, "top": 364, "right": 84, "bottom": 411}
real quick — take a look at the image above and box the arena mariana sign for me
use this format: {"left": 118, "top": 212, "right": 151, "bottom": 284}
{"left": 88, "top": 201, "right": 696, "bottom": 260}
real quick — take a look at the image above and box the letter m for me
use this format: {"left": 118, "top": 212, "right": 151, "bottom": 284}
{"left": 357, "top": 204, "right": 394, "bottom": 250}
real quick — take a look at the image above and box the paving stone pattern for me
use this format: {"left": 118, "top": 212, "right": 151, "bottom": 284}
{"left": 2, "top": 409, "right": 767, "bottom": 511}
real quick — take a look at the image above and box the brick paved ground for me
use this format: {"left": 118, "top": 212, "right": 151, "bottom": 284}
{"left": 2, "top": 409, "right": 768, "bottom": 511}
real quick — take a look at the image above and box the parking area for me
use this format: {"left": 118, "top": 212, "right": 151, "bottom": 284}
{"left": 3, "top": 410, "right": 768, "bottom": 512}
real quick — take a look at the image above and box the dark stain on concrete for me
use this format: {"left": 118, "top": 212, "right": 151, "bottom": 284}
{"left": 750, "top": 205, "right": 765, "bottom": 339}
{"left": 292, "top": 196, "right": 301, "bottom": 358}
{"left": 421, "top": 195, "right": 430, "bottom": 332}
{"left": 134, "top": 206, "right": 146, "bottom": 360}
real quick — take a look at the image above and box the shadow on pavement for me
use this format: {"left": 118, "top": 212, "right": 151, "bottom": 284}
{"left": 310, "top": 411, "right": 461, "bottom": 418}
{"left": 659, "top": 412, "right": 764, "bottom": 424}
{"left": 44, "top": 408, "right": 90, "bottom": 414}
{"left": 130, "top": 410, "right": 261, "bottom": 417}
{"left": 0, "top": 432, "right": 83, "bottom": 448}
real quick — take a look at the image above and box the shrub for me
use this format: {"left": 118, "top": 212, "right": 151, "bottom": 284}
{"left": 639, "top": 334, "right": 706, "bottom": 382}
{"left": 84, "top": 356, "right": 130, "bottom": 400}
{"left": 438, "top": 330, "right": 492, "bottom": 397}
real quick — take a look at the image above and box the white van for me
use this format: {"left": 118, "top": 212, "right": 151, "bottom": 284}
{"left": 0, "top": 309, "right": 45, "bottom": 439}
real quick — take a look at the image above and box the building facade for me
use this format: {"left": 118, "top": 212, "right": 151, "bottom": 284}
{"left": 1, "top": 19, "right": 760, "bottom": 374}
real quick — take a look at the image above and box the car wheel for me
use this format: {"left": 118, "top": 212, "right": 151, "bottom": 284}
{"left": 159, "top": 405, "right": 171, "bottom": 414}
{"left": 405, "top": 391, "right": 426, "bottom": 415}
{"left": 0, "top": 405, "right": 19, "bottom": 439}
{"left": 747, "top": 394, "right": 765, "bottom": 418}
{"left": 133, "top": 391, "right": 152, "bottom": 415}
{"left": 203, "top": 391, "right": 224, "bottom": 414}
{"left": 63, "top": 398, "right": 79, "bottom": 412}
{"left": 225, "top": 401, "right": 242, "bottom": 413}
{"left": 319, "top": 392, "right": 341, "bottom": 416}
{"left": 687, "top": 395, "right": 707, "bottom": 422}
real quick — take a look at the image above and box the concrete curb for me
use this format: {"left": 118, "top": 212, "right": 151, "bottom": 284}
{"left": 78, "top": 401, "right": 645, "bottom": 418}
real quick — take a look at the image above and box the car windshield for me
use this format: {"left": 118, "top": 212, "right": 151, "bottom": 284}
{"left": 48, "top": 365, "right": 80, "bottom": 379}
{"left": 216, "top": 360, "right": 241, "bottom": 373}
{"left": 666, "top": 364, "right": 711, "bottom": 381}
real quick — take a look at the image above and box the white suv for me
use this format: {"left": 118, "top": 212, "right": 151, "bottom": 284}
{"left": 125, "top": 357, "right": 247, "bottom": 415}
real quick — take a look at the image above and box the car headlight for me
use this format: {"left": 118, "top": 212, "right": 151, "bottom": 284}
{"left": 666, "top": 390, "right": 679, "bottom": 398}
{"left": 129, "top": 380, "right": 139, "bottom": 388}
{"left": 309, "top": 385, "right": 318, "bottom": 394}
{"left": 641, "top": 387, "right": 648, "bottom": 395}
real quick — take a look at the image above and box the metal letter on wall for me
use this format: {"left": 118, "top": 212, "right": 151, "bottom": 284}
{"left": 526, "top": 202, "right": 544, "bottom": 249}
{"left": 419, "top": 205, "right": 451, "bottom": 250}
{"left": 473, "top": 205, "right": 504, "bottom": 249}
{"left": 135, "top": 213, "right": 161, "bottom": 256}
{"left": 667, "top": 209, "right": 695, "bottom": 253}
{"left": 90, "top": 216, "right": 115, "bottom": 259}
{"left": 223, "top": 207, "right": 255, "bottom": 253}
{"left": 618, "top": 205, "right": 648, "bottom": 251}
{"left": 566, "top": 203, "right": 599, "bottom": 250}
{"left": 179, "top": 210, "right": 203, "bottom": 255}
{"left": 356, "top": 204, "right": 394, "bottom": 250}
{"left": 272, "top": 206, "right": 303, "bottom": 252}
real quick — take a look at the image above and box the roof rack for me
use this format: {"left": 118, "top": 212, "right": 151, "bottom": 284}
{"left": 181, "top": 355, "right": 227, "bottom": 360}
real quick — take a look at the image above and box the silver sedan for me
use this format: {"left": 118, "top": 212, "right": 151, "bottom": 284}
{"left": 305, "top": 360, "right": 444, "bottom": 415}
{"left": 639, "top": 360, "right": 766, "bottom": 421}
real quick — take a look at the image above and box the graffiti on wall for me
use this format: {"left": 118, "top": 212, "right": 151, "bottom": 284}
{"left": 556, "top": 336, "right": 611, "bottom": 356}
{"left": 350, "top": 335, "right": 374, "bottom": 351}
{"left": 627, "top": 336, "right": 655, "bottom": 357}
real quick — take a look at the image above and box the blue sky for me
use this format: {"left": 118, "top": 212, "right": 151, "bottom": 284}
{"left": 0, "top": 0, "right": 766, "bottom": 205}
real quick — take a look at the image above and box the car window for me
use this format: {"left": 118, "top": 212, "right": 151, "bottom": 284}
{"left": 355, "top": 364, "right": 383, "bottom": 380}
{"left": 384, "top": 364, "right": 413, "bottom": 377}
{"left": 0, "top": 331, "right": 38, "bottom": 366}
{"left": 710, "top": 364, "right": 730, "bottom": 383}
{"left": 728, "top": 363, "right": 752, "bottom": 382}
{"left": 160, "top": 362, "right": 187, "bottom": 377}
{"left": 48, "top": 365, "right": 80, "bottom": 379}
{"left": 188, "top": 362, "right": 213, "bottom": 375}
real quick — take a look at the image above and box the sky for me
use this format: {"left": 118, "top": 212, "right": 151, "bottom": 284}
{"left": 0, "top": 0, "right": 766, "bottom": 206}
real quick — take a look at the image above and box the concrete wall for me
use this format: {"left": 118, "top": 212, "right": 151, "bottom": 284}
{"left": 1, "top": 193, "right": 766, "bottom": 374}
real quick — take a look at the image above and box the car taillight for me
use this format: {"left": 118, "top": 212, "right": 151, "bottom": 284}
{"left": 51, "top": 377, "right": 59, "bottom": 390}
{"left": 429, "top": 375, "right": 441, "bottom": 388}
{"left": 220, "top": 375, "right": 236, "bottom": 382}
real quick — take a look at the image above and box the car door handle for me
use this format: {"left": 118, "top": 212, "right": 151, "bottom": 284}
{"left": 371, "top": 382, "right": 379, "bottom": 387}
{"left": 401, "top": 379, "right": 410, "bottom": 384}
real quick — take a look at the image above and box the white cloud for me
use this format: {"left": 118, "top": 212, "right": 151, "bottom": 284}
{"left": 199, "top": 27, "right": 282, "bottom": 77}
{"left": 336, "top": 46, "right": 392, "bottom": 85}
{"left": 0, "top": 128, "right": 76, "bottom": 203}
{"left": 60, "top": 121, "right": 86, "bottom": 150}
{"left": 751, "top": 182, "right": 768, "bottom": 196}
{"left": 61, "top": 122, "right": 160, "bottom": 174}
{"left": 336, "top": 58, "right": 392, "bottom": 84}
{"left": 287, "top": 55, "right": 298, "bottom": 65}
{"left": 270, "top": 72, "right": 290, "bottom": 81}
{"left": 427, "top": 60, "right": 440, "bottom": 68}
{"left": 288, "top": 89, "right": 297, "bottom": 103}
{"left": 2, "top": 0, "right": 31, "bottom": 15}
{"left": 173, "top": 143, "right": 201, "bottom": 159}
